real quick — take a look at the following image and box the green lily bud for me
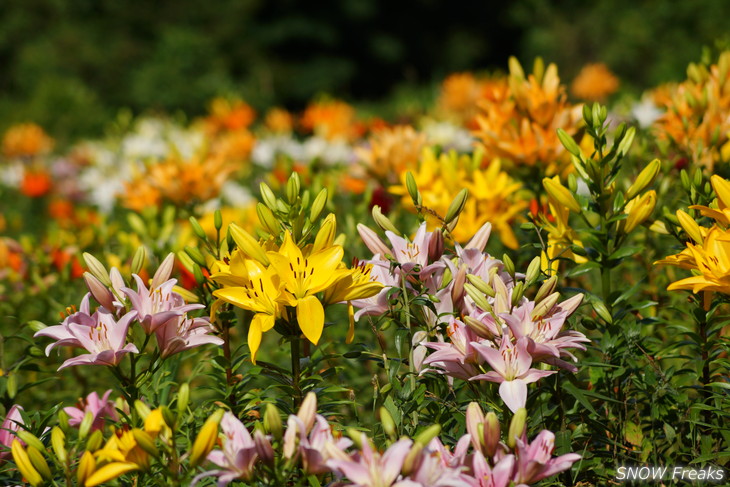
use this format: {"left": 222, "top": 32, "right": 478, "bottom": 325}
{"left": 257, "top": 203, "right": 281, "bottom": 235}
{"left": 82, "top": 253, "right": 111, "bottom": 287}
{"left": 17, "top": 431, "right": 45, "bottom": 453}
{"left": 310, "top": 188, "right": 328, "bottom": 222}
{"left": 131, "top": 246, "right": 147, "bottom": 275}
{"left": 161, "top": 405, "right": 176, "bottom": 429}
{"left": 51, "top": 427, "right": 67, "bottom": 464}
{"left": 189, "top": 217, "right": 207, "bottom": 240}
{"left": 626, "top": 159, "right": 660, "bottom": 200}
{"left": 531, "top": 292, "right": 560, "bottom": 320}
{"left": 464, "top": 283, "right": 493, "bottom": 312}
{"left": 6, "top": 373, "right": 17, "bottom": 399}
{"left": 134, "top": 400, "right": 152, "bottom": 420}
{"left": 510, "top": 281, "right": 524, "bottom": 307}
{"left": 260, "top": 182, "right": 278, "bottom": 211}
{"left": 524, "top": 256, "right": 541, "bottom": 285}
{"left": 177, "top": 383, "right": 190, "bottom": 420}
{"left": 557, "top": 128, "right": 581, "bottom": 158}
{"left": 184, "top": 246, "right": 207, "bottom": 268}
{"left": 372, "top": 206, "right": 400, "bottom": 235}
{"left": 502, "top": 253, "right": 515, "bottom": 278}
{"left": 405, "top": 172, "right": 421, "bottom": 206}
{"left": 467, "top": 274, "right": 495, "bottom": 297}
{"left": 379, "top": 407, "right": 397, "bottom": 441}
{"left": 133, "top": 429, "right": 160, "bottom": 458}
{"left": 214, "top": 209, "right": 223, "bottom": 231}
{"left": 86, "top": 429, "right": 104, "bottom": 452}
{"left": 444, "top": 189, "right": 468, "bottom": 224}
{"left": 78, "top": 411, "right": 94, "bottom": 440}
{"left": 57, "top": 410, "right": 70, "bottom": 433}
{"left": 414, "top": 424, "right": 441, "bottom": 446}
{"left": 26, "top": 446, "right": 52, "bottom": 480}
{"left": 264, "top": 403, "right": 283, "bottom": 441}
{"left": 286, "top": 173, "right": 300, "bottom": 204}
{"left": 534, "top": 276, "right": 558, "bottom": 304}
{"left": 507, "top": 408, "right": 527, "bottom": 449}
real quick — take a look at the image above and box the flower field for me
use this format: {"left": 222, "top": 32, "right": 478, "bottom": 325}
{"left": 0, "top": 53, "right": 729, "bottom": 486}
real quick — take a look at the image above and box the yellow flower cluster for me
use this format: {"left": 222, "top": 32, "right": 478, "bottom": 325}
{"left": 437, "top": 73, "right": 509, "bottom": 127}
{"left": 653, "top": 51, "right": 730, "bottom": 171}
{"left": 657, "top": 175, "right": 730, "bottom": 294}
{"left": 355, "top": 125, "right": 428, "bottom": 185}
{"left": 570, "top": 63, "right": 620, "bottom": 102}
{"left": 474, "top": 58, "right": 582, "bottom": 175}
{"left": 1, "top": 123, "right": 54, "bottom": 159}
{"left": 391, "top": 147, "right": 526, "bottom": 248}
{"left": 210, "top": 215, "right": 382, "bottom": 362}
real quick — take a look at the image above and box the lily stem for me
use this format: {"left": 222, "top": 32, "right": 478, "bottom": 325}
{"left": 291, "top": 332, "right": 302, "bottom": 409}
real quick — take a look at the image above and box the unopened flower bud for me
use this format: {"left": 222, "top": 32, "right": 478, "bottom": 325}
{"left": 626, "top": 159, "right": 660, "bottom": 200}
{"left": 259, "top": 182, "right": 278, "bottom": 211}
{"left": 16, "top": 431, "right": 45, "bottom": 453}
{"left": 229, "top": 223, "right": 270, "bottom": 266}
{"left": 83, "top": 252, "right": 111, "bottom": 287}
{"left": 346, "top": 429, "right": 365, "bottom": 449}
{"left": 313, "top": 214, "right": 336, "bottom": 253}
{"left": 484, "top": 412, "right": 500, "bottom": 458}
{"left": 510, "top": 281, "right": 524, "bottom": 306}
{"left": 676, "top": 210, "right": 703, "bottom": 244}
{"left": 428, "top": 230, "right": 444, "bottom": 262}
{"left": 177, "top": 383, "right": 190, "bottom": 419}
{"left": 379, "top": 407, "right": 397, "bottom": 441}
{"left": 466, "top": 222, "right": 492, "bottom": 252}
{"left": 464, "top": 283, "right": 493, "bottom": 312}
{"left": 189, "top": 409, "right": 224, "bottom": 467}
{"left": 465, "top": 402, "right": 484, "bottom": 452}
{"left": 463, "top": 316, "right": 494, "bottom": 340}
{"left": 12, "top": 441, "right": 43, "bottom": 487}
{"left": 134, "top": 400, "right": 152, "bottom": 420}
{"left": 189, "top": 216, "right": 207, "bottom": 241}
{"left": 310, "top": 188, "right": 328, "bottom": 222}
{"left": 57, "top": 410, "right": 70, "bottom": 433}
{"left": 86, "top": 429, "right": 104, "bottom": 452}
{"left": 507, "top": 408, "right": 527, "bottom": 449}
{"left": 254, "top": 430, "right": 274, "bottom": 464}
{"left": 405, "top": 172, "right": 421, "bottom": 206}
{"left": 414, "top": 424, "right": 441, "bottom": 446}
{"left": 451, "top": 265, "right": 467, "bottom": 305}
{"left": 534, "top": 276, "right": 558, "bottom": 304}
{"left": 624, "top": 191, "right": 656, "bottom": 233}
{"left": 132, "top": 429, "right": 160, "bottom": 458}
{"left": 531, "top": 292, "right": 560, "bottom": 320}
{"left": 214, "top": 209, "right": 223, "bottom": 231}
{"left": 467, "top": 274, "right": 495, "bottom": 297}
{"left": 297, "top": 392, "right": 317, "bottom": 434}
{"left": 372, "top": 205, "right": 400, "bottom": 235}
{"left": 152, "top": 253, "right": 175, "bottom": 288}
{"left": 357, "top": 224, "right": 391, "bottom": 257}
{"left": 257, "top": 203, "right": 281, "bottom": 236}
{"left": 543, "top": 176, "right": 581, "bottom": 213}
{"left": 78, "top": 411, "right": 94, "bottom": 440}
{"left": 160, "top": 406, "right": 176, "bottom": 429}
{"left": 27, "top": 445, "right": 52, "bottom": 481}
{"left": 184, "top": 246, "right": 207, "bottom": 268}
{"left": 264, "top": 403, "right": 283, "bottom": 441}
{"left": 51, "top": 427, "right": 67, "bottom": 464}
{"left": 525, "top": 256, "right": 541, "bottom": 285}
{"left": 444, "top": 189, "right": 469, "bottom": 224}
{"left": 77, "top": 451, "right": 96, "bottom": 485}
{"left": 286, "top": 173, "right": 301, "bottom": 204}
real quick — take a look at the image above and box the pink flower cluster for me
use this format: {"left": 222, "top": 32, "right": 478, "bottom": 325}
{"left": 355, "top": 222, "right": 589, "bottom": 412}
{"left": 35, "top": 253, "right": 223, "bottom": 369}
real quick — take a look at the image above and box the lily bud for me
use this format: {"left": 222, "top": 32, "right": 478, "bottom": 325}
{"left": 465, "top": 222, "right": 492, "bottom": 252}
{"left": 78, "top": 411, "right": 94, "bottom": 440}
{"left": 229, "top": 223, "right": 270, "bottom": 266}
{"left": 12, "top": 441, "right": 43, "bottom": 487}
{"left": 256, "top": 203, "right": 281, "bottom": 236}
{"left": 710, "top": 174, "right": 730, "bottom": 207}
{"left": 213, "top": 209, "right": 223, "bottom": 231}
{"left": 131, "top": 246, "right": 147, "bottom": 276}
{"left": 264, "top": 403, "right": 283, "bottom": 441}
{"left": 484, "top": 412, "right": 500, "bottom": 458}
{"left": 465, "top": 402, "right": 484, "bottom": 453}
{"left": 676, "top": 210, "right": 704, "bottom": 244}
{"left": 133, "top": 429, "right": 160, "bottom": 458}
{"left": 379, "top": 407, "right": 397, "bottom": 441}
{"left": 189, "top": 409, "right": 224, "bottom": 467}
{"left": 177, "top": 383, "right": 190, "bottom": 419}
{"left": 534, "top": 276, "right": 558, "bottom": 304}
{"left": 86, "top": 429, "right": 104, "bottom": 452}
{"left": 286, "top": 173, "right": 300, "bottom": 204}
{"left": 531, "top": 292, "right": 560, "bottom": 320}
{"left": 357, "top": 224, "right": 391, "bottom": 257}
{"left": 254, "top": 430, "right": 275, "bottom": 465}
{"left": 451, "top": 265, "right": 467, "bottom": 305}
{"left": 259, "top": 182, "right": 278, "bottom": 211}
{"left": 402, "top": 442, "right": 423, "bottom": 476}
{"left": 83, "top": 252, "right": 111, "bottom": 287}
{"left": 467, "top": 274, "right": 495, "bottom": 297}
{"left": 464, "top": 283, "right": 493, "bottom": 312}
{"left": 310, "top": 188, "right": 328, "bottom": 222}
{"left": 502, "top": 253, "right": 515, "bottom": 278}
{"left": 543, "top": 176, "right": 581, "bottom": 213}
{"left": 372, "top": 205, "right": 400, "bottom": 235}
{"left": 405, "top": 172, "right": 421, "bottom": 206}
{"left": 152, "top": 253, "right": 175, "bottom": 289}
{"left": 463, "top": 316, "right": 494, "bottom": 340}
{"left": 184, "top": 246, "right": 207, "bottom": 269}
{"left": 444, "top": 188, "right": 469, "bottom": 224}
{"left": 313, "top": 214, "right": 337, "bottom": 253}
{"left": 189, "top": 216, "right": 207, "bottom": 240}
{"left": 160, "top": 405, "right": 176, "bottom": 429}
{"left": 51, "top": 427, "right": 67, "bottom": 464}
{"left": 16, "top": 431, "right": 45, "bottom": 454}
{"left": 134, "top": 400, "right": 152, "bottom": 420}
{"left": 428, "top": 230, "right": 444, "bottom": 262}
{"left": 525, "top": 256, "right": 541, "bottom": 285}
{"left": 626, "top": 159, "right": 660, "bottom": 200}
{"left": 77, "top": 451, "right": 96, "bottom": 486}
{"left": 510, "top": 281, "right": 524, "bottom": 306}
{"left": 507, "top": 408, "right": 527, "bottom": 449}
{"left": 57, "top": 410, "right": 70, "bottom": 433}
{"left": 346, "top": 429, "right": 365, "bottom": 449}
{"left": 297, "top": 392, "right": 317, "bottom": 434}
{"left": 624, "top": 190, "right": 656, "bottom": 233}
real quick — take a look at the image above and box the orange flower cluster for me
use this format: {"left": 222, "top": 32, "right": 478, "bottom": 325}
{"left": 122, "top": 152, "right": 239, "bottom": 211}
{"left": 473, "top": 58, "right": 582, "bottom": 175}
{"left": 300, "top": 99, "right": 364, "bottom": 141}
{"left": 264, "top": 108, "right": 294, "bottom": 133}
{"left": 355, "top": 125, "right": 428, "bottom": 185}
{"left": 203, "top": 98, "right": 256, "bottom": 134}
{"left": 652, "top": 51, "right": 730, "bottom": 171}
{"left": 2, "top": 123, "right": 54, "bottom": 158}
{"left": 570, "top": 63, "right": 620, "bottom": 102}
{"left": 438, "top": 73, "right": 508, "bottom": 128}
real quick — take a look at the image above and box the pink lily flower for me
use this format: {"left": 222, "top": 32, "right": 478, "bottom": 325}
{"left": 466, "top": 451, "right": 516, "bottom": 487}
{"left": 327, "top": 434, "right": 414, "bottom": 487}
{"left": 502, "top": 295, "right": 589, "bottom": 373}
{"left": 514, "top": 430, "right": 581, "bottom": 484}
{"left": 422, "top": 318, "right": 483, "bottom": 381}
{"left": 351, "top": 256, "right": 400, "bottom": 320}
{"left": 56, "top": 310, "right": 139, "bottom": 370}
{"left": 195, "top": 412, "right": 261, "bottom": 485}
{"left": 383, "top": 223, "right": 446, "bottom": 280}
{"left": 122, "top": 274, "right": 203, "bottom": 335}
{"left": 154, "top": 315, "right": 223, "bottom": 358}
{"left": 404, "top": 437, "right": 475, "bottom": 486}
{"left": 0, "top": 405, "right": 25, "bottom": 459}
{"left": 64, "top": 390, "right": 118, "bottom": 432}
{"left": 34, "top": 294, "right": 96, "bottom": 356}
{"left": 470, "top": 336, "right": 555, "bottom": 413}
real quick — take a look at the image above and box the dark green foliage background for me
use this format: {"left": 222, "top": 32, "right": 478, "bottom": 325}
{"left": 2, "top": 0, "right": 730, "bottom": 142}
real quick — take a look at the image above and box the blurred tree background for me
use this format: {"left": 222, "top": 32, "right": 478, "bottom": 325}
{"left": 1, "top": 0, "right": 728, "bottom": 142}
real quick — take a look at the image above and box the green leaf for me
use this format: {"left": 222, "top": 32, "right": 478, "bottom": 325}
{"left": 562, "top": 382, "right": 597, "bottom": 415}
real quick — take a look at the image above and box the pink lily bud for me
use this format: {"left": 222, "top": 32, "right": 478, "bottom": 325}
{"left": 83, "top": 273, "right": 114, "bottom": 311}
{"left": 465, "top": 222, "right": 492, "bottom": 252}
{"left": 451, "top": 265, "right": 467, "bottom": 306}
{"left": 465, "top": 402, "right": 485, "bottom": 454}
{"left": 297, "top": 392, "right": 317, "bottom": 435}
{"left": 151, "top": 253, "right": 175, "bottom": 289}
{"left": 254, "top": 430, "right": 274, "bottom": 465}
{"left": 483, "top": 411, "right": 500, "bottom": 458}
{"left": 428, "top": 230, "right": 444, "bottom": 262}
{"left": 356, "top": 224, "right": 391, "bottom": 257}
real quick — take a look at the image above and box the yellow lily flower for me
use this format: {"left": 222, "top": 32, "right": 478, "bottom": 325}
{"left": 323, "top": 262, "right": 384, "bottom": 305}
{"left": 95, "top": 428, "right": 149, "bottom": 471}
{"left": 690, "top": 174, "right": 730, "bottom": 226}
{"left": 84, "top": 462, "right": 140, "bottom": 487}
{"left": 267, "top": 232, "right": 350, "bottom": 345}
{"left": 665, "top": 225, "right": 730, "bottom": 294}
{"left": 213, "top": 259, "right": 283, "bottom": 363}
